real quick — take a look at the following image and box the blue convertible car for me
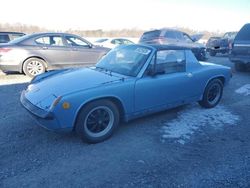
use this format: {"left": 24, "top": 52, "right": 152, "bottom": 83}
{"left": 21, "top": 44, "right": 232, "bottom": 143}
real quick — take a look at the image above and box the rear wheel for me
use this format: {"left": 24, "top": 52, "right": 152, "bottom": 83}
{"left": 23, "top": 58, "right": 46, "bottom": 77}
{"left": 199, "top": 79, "right": 223, "bottom": 108}
{"left": 75, "top": 100, "right": 120, "bottom": 143}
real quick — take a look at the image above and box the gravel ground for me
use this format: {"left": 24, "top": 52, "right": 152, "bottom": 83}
{"left": 0, "top": 56, "right": 250, "bottom": 188}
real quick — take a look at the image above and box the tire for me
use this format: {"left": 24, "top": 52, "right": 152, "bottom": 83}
{"left": 199, "top": 79, "right": 223, "bottom": 108}
{"left": 234, "top": 63, "right": 246, "bottom": 72}
{"left": 209, "top": 51, "right": 216, "bottom": 56}
{"left": 23, "top": 58, "right": 46, "bottom": 77}
{"left": 75, "top": 100, "right": 120, "bottom": 143}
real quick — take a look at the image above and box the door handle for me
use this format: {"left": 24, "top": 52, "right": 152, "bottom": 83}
{"left": 72, "top": 48, "right": 78, "bottom": 51}
{"left": 42, "top": 46, "right": 48, "bottom": 50}
{"left": 186, "top": 72, "right": 193, "bottom": 77}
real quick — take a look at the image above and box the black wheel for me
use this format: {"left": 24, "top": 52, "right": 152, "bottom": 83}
{"left": 23, "top": 58, "right": 46, "bottom": 77}
{"left": 199, "top": 79, "right": 223, "bottom": 108}
{"left": 209, "top": 51, "right": 216, "bottom": 56}
{"left": 234, "top": 63, "right": 246, "bottom": 72}
{"left": 75, "top": 100, "right": 120, "bottom": 143}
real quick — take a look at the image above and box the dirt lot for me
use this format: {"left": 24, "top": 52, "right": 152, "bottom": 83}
{"left": 0, "top": 56, "right": 250, "bottom": 187}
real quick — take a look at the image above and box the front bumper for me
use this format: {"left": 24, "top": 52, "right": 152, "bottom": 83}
{"left": 20, "top": 91, "right": 53, "bottom": 119}
{"left": 207, "top": 47, "right": 229, "bottom": 53}
{"left": 20, "top": 91, "right": 69, "bottom": 131}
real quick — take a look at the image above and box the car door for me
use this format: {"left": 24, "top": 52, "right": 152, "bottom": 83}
{"left": 34, "top": 34, "right": 72, "bottom": 68}
{"left": 64, "top": 35, "right": 104, "bottom": 67}
{"left": 134, "top": 49, "right": 196, "bottom": 112}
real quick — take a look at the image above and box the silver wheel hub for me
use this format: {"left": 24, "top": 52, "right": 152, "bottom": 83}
{"left": 27, "top": 60, "right": 44, "bottom": 76}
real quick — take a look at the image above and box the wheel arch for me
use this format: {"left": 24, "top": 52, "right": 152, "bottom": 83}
{"left": 200, "top": 75, "right": 225, "bottom": 100}
{"left": 206, "top": 75, "right": 225, "bottom": 87}
{"left": 73, "top": 96, "right": 126, "bottom": 130}
{"left": 22, "top": 56, "right": 48, "bottom": 73}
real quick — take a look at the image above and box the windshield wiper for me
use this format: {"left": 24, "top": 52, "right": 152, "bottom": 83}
{"left": 95, "top": 66, "right": 113, "bottom": 76}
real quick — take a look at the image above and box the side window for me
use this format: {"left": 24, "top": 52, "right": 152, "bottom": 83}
{"left": 35, "top": 37, "right": 50, "bottom": 45}
{"left": 35, "top": 36, "right": 64, "bottom": 46}
{"left": 156, "top": 50, "right": 186, "bottom": 74}
{"left": 123, "top": 39, "right": 133, "bottom": 45}
{"left": 174, "top": 31, "right": 183, "bottom": 40}
{"left": 65, "top": 36, "right": 89, "bottom": 47}
{"left": 164, "top": 31, "right": 177, "bottom": 39}
{"left": 0, "top": 34, "right": 10, "bottom": 43}
{"left": 111, "top": 39, "right": 122, "bottom": 45}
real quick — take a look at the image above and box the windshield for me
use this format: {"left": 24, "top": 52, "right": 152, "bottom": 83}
{"left": 96, "top": 45, "right": 152, "bottom": 77}
{"left": 223, "top": 32, "right": 237, "bottom": 39}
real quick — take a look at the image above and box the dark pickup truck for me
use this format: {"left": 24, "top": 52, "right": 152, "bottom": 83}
{"left": 206, "top": 32, "right": 237, "bottom": 56}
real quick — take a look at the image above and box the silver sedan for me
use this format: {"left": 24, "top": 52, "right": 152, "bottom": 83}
{"left": 0, "top": 32, "right": 110, "bottom": 77}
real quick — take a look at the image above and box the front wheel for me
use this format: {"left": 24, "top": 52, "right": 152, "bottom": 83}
{"left": 75, "top": 100, "right": 120, "bottom": 143}
{"left": 23, "top": 58, "right": 46, "bottom": 77}
{"left": 199, "top": 79, "right": 223, "bottom": 108}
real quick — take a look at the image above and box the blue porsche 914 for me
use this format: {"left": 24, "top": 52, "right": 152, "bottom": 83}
{"left": 21, "top": 44, "right": 232, "bottom": 143}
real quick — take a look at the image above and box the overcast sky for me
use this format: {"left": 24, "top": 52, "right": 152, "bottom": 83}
{"left": 1, "top": 0, "right": 249, "bottom": 32}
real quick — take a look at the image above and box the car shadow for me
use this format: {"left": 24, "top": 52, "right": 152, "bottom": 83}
{"left": 120, "top": 104, "right": 188, "bottom": 132}
{"left": 0, "top": 70, "right": 26, "bottom": 76}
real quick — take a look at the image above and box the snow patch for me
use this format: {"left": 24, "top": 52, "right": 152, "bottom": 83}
{"left": 161, "top": 105, "right": 239, "bottom": 144}
{"left": 235, "top": 84, "right": 250, "bottom": 96}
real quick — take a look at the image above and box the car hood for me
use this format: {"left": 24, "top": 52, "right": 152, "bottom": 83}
{"left": 25, "top": 68, "right": 125, "bottom": 109}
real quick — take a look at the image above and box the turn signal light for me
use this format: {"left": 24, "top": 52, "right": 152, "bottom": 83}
{"left": 51, "top": 96, "right": 62, "bottom": 109}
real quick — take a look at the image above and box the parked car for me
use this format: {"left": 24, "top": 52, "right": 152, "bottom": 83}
{"left": 0, "top": 32, "right": 110, "bottom": 77}
{"left": 0, "top": 32, "right": 25, "bottom": 43}
{"left": 229, "top": 23, "right": 250, "bottom": 71}
{"left": 93, "top": 38, "right": 134, "bottom": 48}
{"left": 21, "top": 44, "right": 232, "bottom": 143}
{"left": 139, "top": 28, "right": 206, "bottom": 61}
{"left": 206, "top": 32, "right": 237, "bottom": 56}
